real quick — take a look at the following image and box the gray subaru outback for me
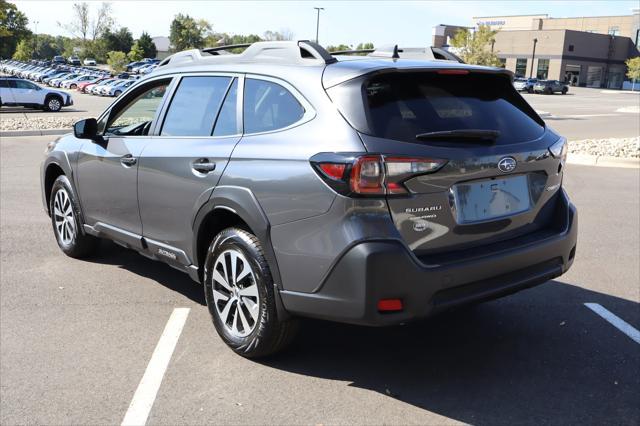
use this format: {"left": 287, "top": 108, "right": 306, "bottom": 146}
{"left": 41, "top": 41, "right": 577, "bottom": 357}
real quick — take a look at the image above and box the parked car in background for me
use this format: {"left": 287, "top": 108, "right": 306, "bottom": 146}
{"left": 68, "top": 56, "right": 81, "bottom": 66}
{"left": 61, "top": 75, "right": 100, "bottom": 89}
{"left": 514, "top": 78, "right": 538, "bottom": 93}
{"left": 105, "top": 79, "right": 134, "bottom": 97}
{"left": 533, "top": 80, "right": 568, "bottom": 94}
{"left": 50, "top": 73, "right": 80, "bottom": 87}
{"left": 0, "top": 77, "right": 72, "bottom": 111}
{"left": 52, "top": 56, "right": 66, "bottom": 65}
{"left": 83, "top": 58, "right": 97, "bottom": 66}
{"left": 78, "top": 77, "right": 108, "bottom": 93}
{"left": 89, "top": 78, "right": 118, "bottom": 95}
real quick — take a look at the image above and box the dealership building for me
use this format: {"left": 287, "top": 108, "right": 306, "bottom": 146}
{"left": 433, "top": 11, "right": 640, "bottom": 89}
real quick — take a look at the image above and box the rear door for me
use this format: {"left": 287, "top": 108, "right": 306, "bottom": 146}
{"left": 137, "top": 73, "right": 241, "bottom": 264}
{"left": 327, "top": 69, "right": 564, "bottom": 257}
{"left": 0, "top": 79, "right": 16, "bottom": 103}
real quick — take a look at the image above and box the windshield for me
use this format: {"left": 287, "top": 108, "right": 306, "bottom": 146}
{"left": 327, "top": 71, "right": 545, "bottom": 146}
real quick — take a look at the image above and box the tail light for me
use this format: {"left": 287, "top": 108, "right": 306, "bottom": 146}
{"left": 549, "top": 137, "right": 568, "bottom": 163}
{"left": 311, "top": 153, "right": 446, "bottom": 197}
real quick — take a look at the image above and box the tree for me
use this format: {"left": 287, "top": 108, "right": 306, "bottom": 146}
{"left": 128, "top": 41, "right": 144, "bottom": 61}
{"left": 169, "top": 14, "right": 211, "bottom": 51}
{"left": 137, "top": 31, "right": 157, "bottom": 58}
{"left": 106, "top": 50, "right": 127, "bottom": 72}
{"left": 12, "top": 37, "right": 32, "bottom": 60}
{"left": 263, "top": 29, "right": 293, "bottom": 41}
{"left": 103, "top": 27, "right": 133, "bottom": 53}
{"left": 626, "top": 57, "right": 640, "bottom": 91}
{"left": 34, "top": 33, "right": 65, "bottom": 59}
{"left": 59, "top": 2, "right": 114, "bottom": 43}
{"left": 326, "top": 44, "right": 351, "bottom": 52}
{"left": 0, "top": 0, "right": 31, "bottom": 58}
{"left": 450, "top": 25, "right": 502, "bottom": 66}
{"left": 356, "top": 42, "right": 374, "bottom": 51}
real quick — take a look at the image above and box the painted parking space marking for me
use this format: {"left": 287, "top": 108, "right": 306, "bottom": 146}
{"left": 584, "top": 303, "right": 640, "bottom": 345}
{"left": 122, "top": 308, "right": 190, "bottom": 426}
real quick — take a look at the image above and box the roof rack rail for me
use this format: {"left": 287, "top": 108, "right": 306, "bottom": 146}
{"left": 159, "top": 40, "right": 337, "bottom": 68}
{"left": 329, "top": 44, "right": 463, "bottom": 63}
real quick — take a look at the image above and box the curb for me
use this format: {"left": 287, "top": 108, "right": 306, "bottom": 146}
{"left": 0, "top": 128, "right": 70, "bottom": 137}
{"left": 567, "top": 153, "right": 639, "bottom": 169}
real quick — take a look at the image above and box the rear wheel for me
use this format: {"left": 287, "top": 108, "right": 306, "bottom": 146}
{"left": 114, "top": 90, "right": 122, "bottom": 97}
{"left": 561, "top": 87, "right": 568, "bottom": 95}
{"left": 50, "top": 175, "right": 99, "bottom": 258}
{"left": 45, "top": 95, "right": 62, "bottom": 112}
{"left": 204, "top": 227, "right": 298, "bottom": 358}
{"left": 70, "top": 83, "right": 77, "bottom": 89}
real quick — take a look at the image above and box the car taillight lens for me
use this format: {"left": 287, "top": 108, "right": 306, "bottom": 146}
{"left": 312, "top": 154, "right": 446, "bottom": 197}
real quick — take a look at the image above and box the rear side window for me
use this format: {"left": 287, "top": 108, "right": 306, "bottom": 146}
{"left": 328, "top": 71, "right": 545, "bottom": 145}
{"left": 243, "top": 79, "right": 304, "bottom": 134}
{"left": 161, "top": 76, "right": 232, "bottom": 137}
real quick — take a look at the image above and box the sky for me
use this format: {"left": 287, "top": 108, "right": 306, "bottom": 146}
{"left": 13, "top": 0, "right": 640, "bottom": 47}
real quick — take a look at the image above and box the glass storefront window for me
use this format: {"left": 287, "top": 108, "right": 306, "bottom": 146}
{"left": 515, "top": 58, "right": 527, "bottom": 77}
{"left": 536, "top": 59, "right": 550, "bottom": 80}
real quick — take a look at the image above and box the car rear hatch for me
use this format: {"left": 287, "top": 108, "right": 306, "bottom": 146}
{"left": 324, "top": 68, "right": 567, "bottom": 258}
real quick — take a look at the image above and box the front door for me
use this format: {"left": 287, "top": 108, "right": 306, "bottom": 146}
{"left": 138, "top": 74, "right": 241, "bottom": 263}
{"left": 76, "top": 77, "right": 173, "bottom": 245}
{"left": 11, "top": 79, "right": 42, "bottom": 104}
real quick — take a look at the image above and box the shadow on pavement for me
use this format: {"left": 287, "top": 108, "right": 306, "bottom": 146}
{"left": 262, "top": 281, "right": 639, "bottom": 425}
{"left": 86, "top": 240, "right": 205, "bottom": 305}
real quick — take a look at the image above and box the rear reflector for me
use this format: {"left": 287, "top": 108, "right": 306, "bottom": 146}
{"left": 377, "top": 298, "right": 403, "bottom": 312}
{"left": 318, "top": 163, "right": 347, "bottom": 180}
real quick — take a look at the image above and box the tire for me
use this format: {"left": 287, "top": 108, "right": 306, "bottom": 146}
{"left": 114, "top": 90, "right": 122, "bottom": 97}
{"left": 545, "top": 88, "right": 552, "bottom": 95}
{"left": 527, "top": 87, "right": 533, "bottom": 93}
{"left": 562, "top": 88, "right": 568, "bottom": 95}
{"left": 44, "top": 95, "right": 62, "bottom": 112}
{"left": 203, "top": 227, "right": 298, "bottom": 358}
{"left": 70, "top": 84, "right": 77, "bottom": 89}
{"left": 49, "top": 175, "right": 99, "bottom": 258}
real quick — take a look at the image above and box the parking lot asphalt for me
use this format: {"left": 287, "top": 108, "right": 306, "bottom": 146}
{"left": 1, "top": 135, "right": 639, "bottom": 425}
{"left": 521, "top": 87, "right": 640, "bottom": 140}
{"left": 1, "top": 84, "right": 638, "bottom": 141}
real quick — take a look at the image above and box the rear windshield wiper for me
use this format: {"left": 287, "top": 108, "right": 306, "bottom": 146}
{"left": 415, "top": 129, "right": 501, "bottom": 142}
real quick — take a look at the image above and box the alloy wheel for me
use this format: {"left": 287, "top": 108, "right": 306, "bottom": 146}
{"left": 48, "top": 98, "right": 61, "bottom": 111}
{"left": 53, "top": 188, "right": 75, "bottom": 245}
{"left": 212, "top": 249, "right": 260, "bottom": 338}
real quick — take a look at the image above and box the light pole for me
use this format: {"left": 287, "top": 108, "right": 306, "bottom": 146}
{"left": 33, "top": 20, "right": 39, "bottom": 59}
{"left": 529, "top": 37, "right": 538, "bottom": 78}
{"left": 314, "top": 7, "right": 324, "bottom": 44}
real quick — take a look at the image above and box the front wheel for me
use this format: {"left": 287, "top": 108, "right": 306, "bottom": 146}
{"left": 50, "top": 175, "right": 99, "bottom": 258}
{"left": 562, "top": 88, "right": 568, "bottom": 95}
{"left": 45, "top": 96, "right": 62, "bottom": 112}
{"left": 204, "top": 228, "right": 298, "bottom": 358}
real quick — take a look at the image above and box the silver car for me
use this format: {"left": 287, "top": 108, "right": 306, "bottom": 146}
{"left": 40, "top": 41, "right": 577, "bottom": 357}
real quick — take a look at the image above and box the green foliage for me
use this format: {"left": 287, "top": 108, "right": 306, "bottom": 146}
{"left": 103, "top": 27, "right": 133, "bottom": 54}
{"left": 205, "top": 32, "right": 262, "bottom": 52}
{"left": 169, "top": 13, "right": 211, "bottom": 51}
{"left": 326, "top": 44, "right": 351, "bottom": 53}
{"left": 34, "top": 33, "right": 65, "bottom": 59}
{"left": 0, "top": 0, "right": 31, "bottom": 58}
{"left": 137, "top": 31, "right": 157, "bottom": 58}
{"left": 356, "top": 42, "right": 374, "bottom": 50}
{"left": 626, "top": 57, "right": 640, "bottom": 82}
{"left": 106, "top": 50, "right": 127, "bottom": 72}
{"left": 128, "top": 41, "right": 144, "bottom": 61}
{"left": 450, "top": 25, "right": 502, "bottom": 66}
{"left": 262, "top": 29, "right": 293, "bottom": 41}
{"left": 12, "top": 37, "right": 32, "bottom": 60}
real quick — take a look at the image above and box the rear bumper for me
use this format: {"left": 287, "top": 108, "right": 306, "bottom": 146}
{"left": 280, "top": 190, "right": 577, "bottom": 326}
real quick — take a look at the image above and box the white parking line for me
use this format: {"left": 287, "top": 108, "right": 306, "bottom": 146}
{"left": 121, "top": 308, "right": 190, "bottom": 426}
{"left": 584, "top": 303, "right": 640, "bottom": 344}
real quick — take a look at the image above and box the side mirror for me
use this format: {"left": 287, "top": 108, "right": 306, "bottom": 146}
{"left": 73, "top": 118, "right": 102, "bottom": 142}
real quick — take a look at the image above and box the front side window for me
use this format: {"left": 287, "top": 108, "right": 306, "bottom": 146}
{"left": 161, "top": 76, "right": 232, "bottom": 137}
{"left": 213, "top": 79, "right": 238, "bottom": 136}
{"left": 243, "top": 78, "right": 304, "bottom": 134}
{"left": 536, "top": 59, "right": 550, "bottom": 80}
{"left": 105, "top": 79, "right": 170, "bottom": 136}
{"left": 14, "top": 80, "right": 38, "bottom": 90}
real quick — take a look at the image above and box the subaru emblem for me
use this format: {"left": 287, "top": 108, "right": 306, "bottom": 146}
{"left": 497, "top": 156, "right": 517, "bottom": 173}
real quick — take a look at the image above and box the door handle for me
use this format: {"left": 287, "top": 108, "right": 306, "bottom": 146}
{"left": 120, "top": 154, "right": 137, "bottom": 167}
{"left": 192, "top": 159, "right": 216, "bottom": 174}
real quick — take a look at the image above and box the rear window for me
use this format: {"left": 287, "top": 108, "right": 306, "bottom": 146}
{"left": 328, "top": 71, "right": 545, "bottom": 145}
